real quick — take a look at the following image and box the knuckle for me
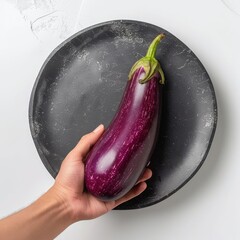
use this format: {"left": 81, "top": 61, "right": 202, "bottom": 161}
{"left": 80, "top": 134, "right": 87, "bottom": 141}
{"left": 80, "top": 135, "right": 88, "bottom": 143}
{"left": 81, "top": 132, "right": 93, "bottom": 142}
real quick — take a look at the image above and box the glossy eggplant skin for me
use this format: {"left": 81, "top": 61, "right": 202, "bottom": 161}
{"left": 85, "top": 34, "right": 165, "bottom": 201}
{"left": 85, "top": 67, "right": 162, "bottom": 201}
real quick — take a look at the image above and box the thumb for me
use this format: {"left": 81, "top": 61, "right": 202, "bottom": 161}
{"left": 72, "top": 124, "right": 104, "bottom": 159}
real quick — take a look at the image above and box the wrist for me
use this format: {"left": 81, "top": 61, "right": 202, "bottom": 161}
{"left": 47, "top": 184, "right": 76, "bottom": 224}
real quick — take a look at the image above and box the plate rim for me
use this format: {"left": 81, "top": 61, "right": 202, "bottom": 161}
{"left": 29, "top": 19, "right": 218, "bottom": 209}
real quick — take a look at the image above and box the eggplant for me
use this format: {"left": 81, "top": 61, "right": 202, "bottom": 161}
{"left": 85, "top": 34, "right": 165, "bottom": 201}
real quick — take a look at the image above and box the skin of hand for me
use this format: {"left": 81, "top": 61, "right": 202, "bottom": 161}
{"left": 53, "top": 124, "right": 152, "bottom": 222}
{"left": 0, "top": 124, "right": 152, "bottom": 240}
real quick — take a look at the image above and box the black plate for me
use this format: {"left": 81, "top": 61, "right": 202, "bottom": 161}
{"left": 29, "top": 20, "right": 217, "bottom": 209}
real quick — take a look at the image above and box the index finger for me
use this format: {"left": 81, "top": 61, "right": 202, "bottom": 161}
{"left": 72, "top": 124, "right": 104, "bottom": 159}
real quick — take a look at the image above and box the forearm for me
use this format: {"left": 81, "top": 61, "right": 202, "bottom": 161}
{"left": 0, "top": 124, "right": 151, "bottom": 240}
{"left": 0, "top": 187, "right": 73, "bottom": 240}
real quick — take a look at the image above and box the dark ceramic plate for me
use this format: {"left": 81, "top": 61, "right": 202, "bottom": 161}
{"left": 29, "top": 20, "right": 217, "bottom": 209}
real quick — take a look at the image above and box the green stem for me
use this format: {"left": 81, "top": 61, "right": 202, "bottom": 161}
{"left": 146, "top": 33, "right": 165, "bottom": 59}
{"left": 128, "top": 33, "right": 165, "bottom": 84}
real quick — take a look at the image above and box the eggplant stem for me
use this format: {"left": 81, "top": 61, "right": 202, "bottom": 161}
{"left": 128, "top": 34, "right": 165, "bottom": 84}
{"left": 146, "top": 33, "right": 165, "bottom": 59}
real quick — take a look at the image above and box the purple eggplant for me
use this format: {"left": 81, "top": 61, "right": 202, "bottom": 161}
{"left": 85, "top": 34, "right": 165, "bottom": 201}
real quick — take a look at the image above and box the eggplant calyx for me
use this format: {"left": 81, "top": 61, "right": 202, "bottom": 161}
{"left": 128, "top": 34, "right": 165, "bottom": 85}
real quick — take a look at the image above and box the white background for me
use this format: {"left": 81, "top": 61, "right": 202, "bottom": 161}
{"left": 0, "top": 0, "right": 240, "bottom": 239}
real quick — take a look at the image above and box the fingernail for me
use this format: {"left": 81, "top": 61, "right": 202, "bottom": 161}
{"left": 93, "top": 124, "right": 104, "bottom": 133}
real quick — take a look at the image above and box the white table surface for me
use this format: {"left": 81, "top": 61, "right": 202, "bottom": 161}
{"left": 0, "top": 0, "right": 240, "bottom": 239}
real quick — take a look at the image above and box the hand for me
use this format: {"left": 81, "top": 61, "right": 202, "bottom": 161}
{"left": 53, "top": 124, "right": 152, "bottom": 222}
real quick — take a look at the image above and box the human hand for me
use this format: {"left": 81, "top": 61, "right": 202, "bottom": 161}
{"left": 52, "top": 124, "right": 152, "bottom": 223}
